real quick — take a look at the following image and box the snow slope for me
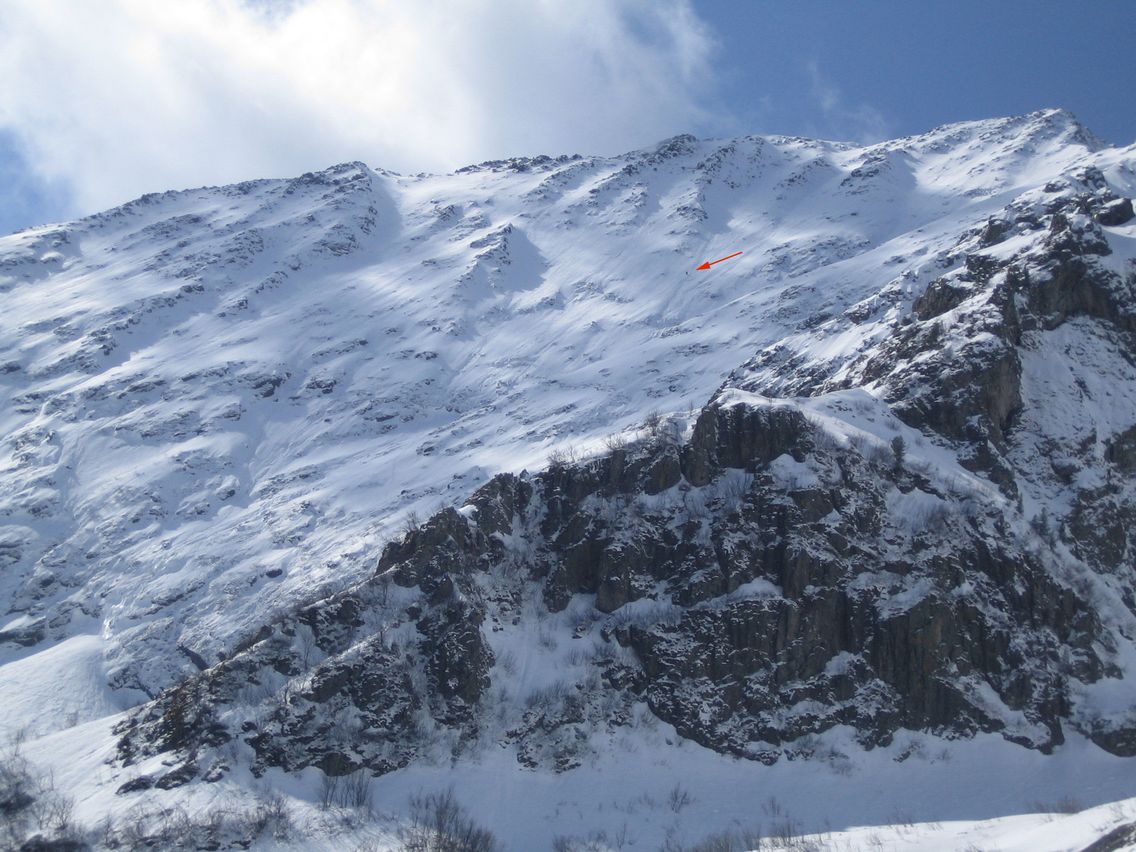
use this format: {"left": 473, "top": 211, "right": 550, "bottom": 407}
{"left": 17, "top": 707, "right": 1136, "bottom": 850}
{"left": 2, "top": 108, "right": 1136, "bottom": 848}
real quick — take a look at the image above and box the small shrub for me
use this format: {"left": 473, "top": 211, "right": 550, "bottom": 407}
{"left": 565, "top": 645, "right": 595, "bottom": 666}
{"left": 689, "top": 826, "right": 765, "bottom": 852}
{"left": 667, "top": 783, "right": 693, "bottom": 813}
{"left": 524, "top": 680, "right": 571, "bottom": 709}
{"left": 547, "top": 445, "right": 578, "bottom": 470}
{"left": 891, "top": 435, "right": 906, "bottom": 471}
{"left": 319, "top": 772, "right": 341, "bottom": 811}
{"left": 0, "top": 748, "right": 82, "bottom": 849}
{"left": 1030, "top": 796, "right": 1084, "bottom": 815}
{"left": 552, "top": 827, "right": 633, "bottom": 851}
{"left": 400, "top": 787, "right": 501, "bottom": 851}
{"left": 101, "top": 795, "right": 294, "bottom": 848}
{"left": 537, "top": 625, "right": 559, "bottom": 651}
{"left": 865, "top": 441, "right": 893, "bottom": 468}
{"left": 769, "top": 817, "right": 803, "bottom": 846}
{"left": 497, "top": 650, "right": 518, "bottom": 675}
{"left": 320, "top": 768, "right": 373, "bottom": 812}
{"left": 762, "top": 795, "right": 785, "bottom": 817}
{"left": 604, "top": 433, "right": 628, "bottom": 454}
{"left": 345, "top": 769, "right": 374, "bottom": 812}
{"left": 1030, "top": 509, "right": 1058, "bottom": 546}
{"left": 252, "top": 790, "right": 294, "bottom": 840}
{"left": 551, "top": 830, "right": 608, "bottom": 851}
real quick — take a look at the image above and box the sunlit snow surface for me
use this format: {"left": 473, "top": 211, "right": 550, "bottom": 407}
{"left": 19, "top": 700, "right": 1136, "bottom": 850}
{"left": 2, "top": 109, "right": 1136, "bottom": 847}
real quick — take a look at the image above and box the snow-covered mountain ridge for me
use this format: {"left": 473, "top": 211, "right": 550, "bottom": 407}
{"left": 3, "top": 108, "right": 1136, "bottom": 849}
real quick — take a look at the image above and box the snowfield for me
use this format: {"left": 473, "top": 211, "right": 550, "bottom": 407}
{"left": 15, "top": 701, "right": 1136, "bottom": 849}
{"left": 2, "top": 108, "right": 1136, "bottom": 849}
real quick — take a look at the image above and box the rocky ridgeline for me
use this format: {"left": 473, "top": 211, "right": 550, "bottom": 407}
{"left": 733, "top": 167, "right": 1136, "bottom": 568}
{"left": 852, "top": 173, "right": 1136, "bottom": 592}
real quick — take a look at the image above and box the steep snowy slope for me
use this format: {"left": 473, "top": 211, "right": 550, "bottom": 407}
{"left": 2, "top": 108, "right": 1136, "bottom": 848}
{"left": 0, "top": 109, "right": 1114, "bottom": 701}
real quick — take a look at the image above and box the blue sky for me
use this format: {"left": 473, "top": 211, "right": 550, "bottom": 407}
{"left": 695, "top": 0, "right": 1136, "bottom": 146}
{"left": 1, "top": 0, "right": 1133, "bottom": 236}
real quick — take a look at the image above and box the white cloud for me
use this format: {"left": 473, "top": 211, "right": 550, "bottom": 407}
{"left": 0, "top": 0, "right": 717, "bottom": 216}
{"left": 805, "top": 59, "right": 891, "bottom": 144}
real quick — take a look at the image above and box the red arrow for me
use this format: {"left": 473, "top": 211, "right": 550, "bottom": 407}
{"left": 697, "top": 250, "right": 742, "bottom": 270}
